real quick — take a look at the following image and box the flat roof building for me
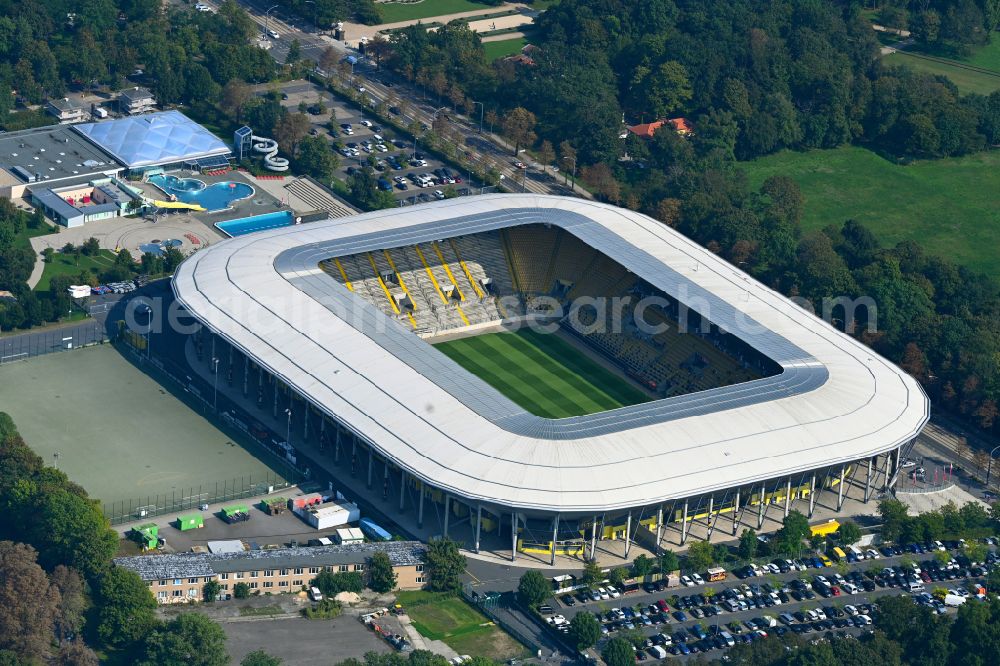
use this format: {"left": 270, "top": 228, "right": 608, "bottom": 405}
{"left": 46, "top": 97, "right": 87, "bottom": 124}
{"left": 115, "top": 541, "right": 427, "bottom": 603}
{"left": 118, "top": 87, "right": 157, "bottom": 115}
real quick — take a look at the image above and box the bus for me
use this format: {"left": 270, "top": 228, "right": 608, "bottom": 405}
{"left": 707, "top": 567, "right": 727, "bottom": 582}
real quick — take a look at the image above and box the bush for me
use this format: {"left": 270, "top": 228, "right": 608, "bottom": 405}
{"left": 234, "top": 582, "right": 250, "bottom": 599}
{"left": 303, "top": 599, "right": 342, "bottom": 619}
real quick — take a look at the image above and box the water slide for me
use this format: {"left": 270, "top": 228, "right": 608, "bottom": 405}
{"left": 251, "top": 134, "right": 289, "bottom": 171}
{"left": 146, "top": 198, "right": 206, "bottom": 212}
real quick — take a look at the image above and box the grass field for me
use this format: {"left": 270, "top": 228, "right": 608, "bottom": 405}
{"left": 883, "top": 50, "right": 1000, "bottom": 95}
{"left": 35, "top": 249, "right": 116, "bottom": 292}
{"left": 377, "top": 0, "right": 493, "bottom": 23}
{"left": 0, "top": 345, "right": 289, "bottom": 505}
{"left": 483, "top": 36, "right": 527, "bottom": 61}
{"left": 396, "top": 591, "right": 528, "bottom": 661}
{"left": 434, "top": 328, "right": 649, "bottom": 418}
{"left": 743, "top": 145, "right": 1000, "bottom": 278}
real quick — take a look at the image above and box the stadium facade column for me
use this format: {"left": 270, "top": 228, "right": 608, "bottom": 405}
{"left": 706, "top": 496, "right": 714, "bottom": 538}
{"left": 211, "top": 334, "right": 215, "bottom": 366}
{"left": 474, "top": 505, "right": 482, "bottom": 553}
{"left": 303, "top": 405, "right": 309, "bottom": 440}
{"left": 319, "top": 418, "right": 326, "bottom": 449}
{"left": 272, "top": 379, "right": 279, "bottom": 417}
{"left": 550, "top": 514, "right": 560, "bottom": 566}
{"left": 350, "top": 436, "right": 357, "bottom": 476}
{"left": 443, "top": 495, "right": 450, "bottom": 538}
{"left": 367, "top": 451, "right": 374, "bottom": 488}
{"left": 655, "top": 505, "right": 664, "bottom": 555}
{"left": 399, "top": 471, "right": 406, "bottom": 511}
{"left": 808, "top": 473, "right": 817, "bottom": 517}
{"left": 732, "top": 489, "right": 740, "bottom": 536}
{"left": 757, "top": 483, "right": 765, "bottom": 529}
{"left": 623, "top": 512, "right": 632, "bottom": 559}
{"left": 511, "top": 513, "right": 518, "bottom": 562}
{"left": 417, "top": 485, "right": 425, "bottom": 528}
{"left": 590, "top": 516, "right": 598, "bottom": 560}
{"left": 785, "top": 478, "right": 792, "bottom": 518}
{"left": 864, "top": 457, "right": 873, "bottom": 503}
{"left": 681, "top": 500, "right": 689, "bottom": 545}
{"left": 890, "top": 447, "right": 901, "bottom": 490}
{"left": 837, "top": 465, "right": 846, "bottom": 510}
{"left": 242, "top": 356, "right": 249, "bottom": 396}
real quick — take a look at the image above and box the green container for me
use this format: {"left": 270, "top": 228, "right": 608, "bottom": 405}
{"left": 177, "top": 513, "right": 204, "bottom": 531}
{"left": 222, "top": 504, "right": 249, "bottom": 516}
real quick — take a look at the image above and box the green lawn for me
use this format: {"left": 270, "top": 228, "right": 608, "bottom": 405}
{"left": 483, "top": 36, "right": 527, "bottom": 61}
{"left": 883, "top": 50, "right": 1000, "bottom": 94}
{"left": 742, "top": 146, "right": 1000, "bottom": 278}
{"left": 377, "top": 0, "right": 494, "bottom": 23}
{"left": 434, "top": 328, "right": 650, "bottom": 418}
{"left": 396, "top": 591, "right": 527, "bottom": 661}
{"left": 35, "top": 250, "right": 117, "bottom": 292}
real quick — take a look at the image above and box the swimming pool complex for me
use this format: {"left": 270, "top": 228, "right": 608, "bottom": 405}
{"left": 147, "top": 174, "right": 254, "bottom": 212}
{"left": 215, "top": 211, "right": 295, "bottom": 237}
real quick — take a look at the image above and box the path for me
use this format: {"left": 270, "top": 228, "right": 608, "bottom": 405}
{"left": 481, "top": 31, "right": 526, "bottom": 43}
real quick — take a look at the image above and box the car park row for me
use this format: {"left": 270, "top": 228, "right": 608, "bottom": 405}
{"left": 546, "top": 538, "right": 998, "bottom": 658}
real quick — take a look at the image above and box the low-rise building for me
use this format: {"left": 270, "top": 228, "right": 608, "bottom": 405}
{"left": 46, "top": 98, "right": 87, "bottom": 124}
{"left": 118, "top": 87, "right": 157, "bottom": 115}
{"left": 114, "top": 541, "right": 427, "bottom": 604}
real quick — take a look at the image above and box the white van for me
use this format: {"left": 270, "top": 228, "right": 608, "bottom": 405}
{"left": 908, "top": 582, "right": 925, "bottom": 593}
{"left": 309, "top": 586, "right": 323, "bottom": 601}
{"left": 719, "top": 631, "right": 735, "bottom": 647}
{"left": 648, "top": 646, "right": 667, "bottom": 660}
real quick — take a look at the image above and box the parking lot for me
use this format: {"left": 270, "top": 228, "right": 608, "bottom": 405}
{"left": 545, "top": 539, "right": 997, "bottom": 659}
{"left": 264, "top": 80, "right": 476, "bottom": 205}
{"left": 224, "top": 614, "right": 392, "bottom": 666}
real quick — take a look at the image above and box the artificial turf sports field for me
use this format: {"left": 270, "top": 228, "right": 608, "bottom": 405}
{"left": 434, "top": 328, "right": 650, "bottom": 418}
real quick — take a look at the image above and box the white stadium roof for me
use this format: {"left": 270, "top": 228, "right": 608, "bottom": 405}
{"left": 172, "top": 195, "right": 929, "bottom": 515}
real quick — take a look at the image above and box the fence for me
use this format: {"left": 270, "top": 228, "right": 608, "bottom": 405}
{"left": 463, "top": 587, "right": 573, "bottom": 659}
{"left": 0, "top": 321, "right": 107, "bottom": 365}
{"left": 103, "top": 472, "right": 294, "bottom": 526}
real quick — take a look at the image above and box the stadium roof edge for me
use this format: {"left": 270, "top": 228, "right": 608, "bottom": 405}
{"left": 171, "top": 195, "right": 929, "bottom": 515}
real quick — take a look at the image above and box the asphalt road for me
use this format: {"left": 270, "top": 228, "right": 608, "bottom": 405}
{"left": 194, "top": 0, "right": 587, "bottom": 200}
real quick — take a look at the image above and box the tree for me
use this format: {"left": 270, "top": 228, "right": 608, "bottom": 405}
{"left": 837, "top": 521, "right": 863, "bottom": 546}
{"left": 879, "top": 499, "right": 910, "bottom": 543}
{"left": 233, "top": 582, "right": 250, "bottom": 599}
{"left": 95, "top": 567, "right": 158, "bottom": 648}
{"left": 242, "top": 650, "right": 282, "bottom": 666}
{"left": 202, "top": 579, "right": 221, "bottom": 603}
{"left": 424, "top": 538, "right": 465, "bottom": 593}
{"left": 601, "top": 637, "right": 635, "bottom": 666}
{"left": 0, "top": 541, "right": 58, "bottom": 661}
{"left": 312, "top": 570, "right": 364, "bottom": 597}
{"left": 286, "top": 39, "right": 302, "bottom": 66}
{"left": 501, "top": 107, "right": 537, "bottom": 156}
{"left": 81, "top": 237, "right": 100, "bottom": 256}
{"left": 569, "top": 611, "right": 601, "bottom": 650}
{"left": 582, "top": 559, "right": 604, "bottom": 587}
{"left": 739, "top": 528, "right": 758, "bottom": 560}
{"left": 517, "top": 570, "right": 550, "bottom": 608}
{"left": 775, "top": 510, "right": 811, "bottom": 555}
{"left": 221, "top": 79, "right": 252, "bottom": 123}
{"left": 50, "top": 565, "right": 87, "bottom": 642}
{"left": 32, "top": 489, "right": 118, "bottom": 579}
{"left": 609, "top": 567, "right": 629, "bottom": 588}
{"left": 536, "top": 140, "right": 555, "bottom": 173}
{"left": 658, "top": 550, "right": 680, "bottom": 574}
{"left": 294, "top": 136, "right": 339, "bottom": 182}
{"left": 631, "top": 554, "right": 653, "bottom": 578}
{"left": 41, "top": 247, "right": 54, "bottom": 264}
{"left": 140, "top": 613, "right": 228, "bottom": 666}
{"left": 273, "top": 112, "right": 311, "bottom": 158}
{"left": 368, "top": 552, "right": 397, "bottom": 593}
{"left": 685, "top": 540, "right": 716, "bottom": 572}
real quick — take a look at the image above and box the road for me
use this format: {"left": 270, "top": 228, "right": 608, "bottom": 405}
{"left": 195, "top": 0, "right": 588, "bottom": 200}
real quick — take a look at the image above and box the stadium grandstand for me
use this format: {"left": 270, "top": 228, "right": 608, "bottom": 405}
{"left": 171, "top": 195, "right": 929, "bottom": 564}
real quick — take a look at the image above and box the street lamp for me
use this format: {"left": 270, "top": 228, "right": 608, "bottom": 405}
{"left": 471, "top": 101, "right": 485, "bottom": 134}
{"left": 211, "top": 357, "right": 219, "bottom": 412}
{"left": 263, "top": 4, "right": 280, "bottom": 41}
{"left": 285, "top": 408, "right": 293, "bottom": 445}
{"left": 561, "top": 155, "right": 577, "bottom": 191}
{"left": 985, "top": 444, "right": 1000, "bottom": 488}
{"left": 53, "top": 452, "right": 60, "bottom": 470}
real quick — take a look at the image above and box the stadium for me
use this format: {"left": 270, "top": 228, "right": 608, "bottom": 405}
{"left": 171, "top": 194, "right": 929, "bottom": 563}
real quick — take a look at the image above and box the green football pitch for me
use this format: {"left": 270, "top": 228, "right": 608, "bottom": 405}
{"left": 434, "top": 329, "right": 650, "bottom": 418}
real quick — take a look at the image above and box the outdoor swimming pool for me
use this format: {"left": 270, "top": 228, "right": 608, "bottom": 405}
{"left": 147, "top": 174, "right": 254, "bottom": 211}
{"left": 215, "top": 211, "right": 295, "bottom": 237}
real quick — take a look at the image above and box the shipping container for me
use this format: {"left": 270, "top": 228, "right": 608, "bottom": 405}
{"left": 360, "top": 517, "right": 392, "bottom": 542}
{"left": 176, "top": 513, "right": 204, "bottom": 531}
